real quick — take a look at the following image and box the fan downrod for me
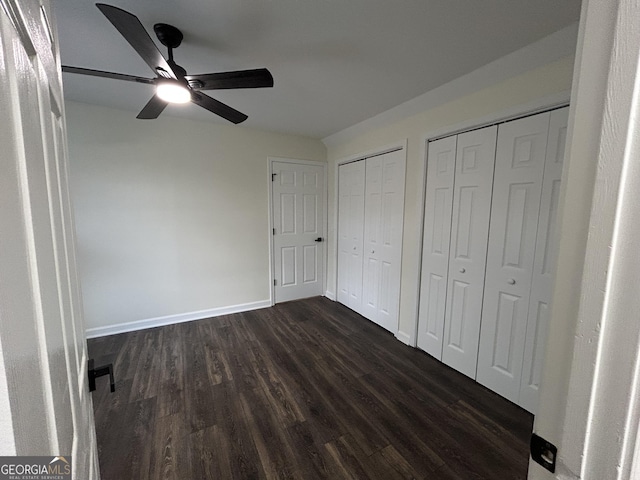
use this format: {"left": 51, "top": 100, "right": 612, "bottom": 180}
{"left": 153, "top": 23, "right": 183, "bottom": 49}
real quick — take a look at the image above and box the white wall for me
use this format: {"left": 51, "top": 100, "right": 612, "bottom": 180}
{"left": 66, "top": 101, "right": 326, "bottom": 334}
{"left": 324, "top": 32, "right": 576, "bottom": 344}
{"left": 531, "top": 0, "right": 640, "bottom": 477}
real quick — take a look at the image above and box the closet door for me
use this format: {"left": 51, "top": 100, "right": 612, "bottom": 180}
{"left": 519, "top": 107, "right": 569, "bottom": 412}
{"left": 337, "top": 161, "right": 366, "bottom": 314}
{"left": 362, "top": 150, "right": 406, "bottom": 332}
{"left": 441, "top": 126, "right": 497, "bottom": 378}
{"left": 417, "top": 137, "right": 456, "bottom": 357}
{"left": 476, "top": 112, "right": 550, "bottom": 403}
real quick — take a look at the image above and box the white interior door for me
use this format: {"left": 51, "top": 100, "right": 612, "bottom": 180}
{"left": 417, "top": 137, "right": 456, "bottom": 358}
{"left": 441, "top": 126, "right": 497, "bottom": 378}
{"left": 272, "top": 160, "right": 325, "bottom": 303}
{"left": 362, "top": 150, "right": 406, "bottom": 333}
{"left": 0, "top": 1, "right": 98, "bottom": 477}
{"left": 519, "top": 107, "right": 569, "bottom": 413}
{"left": 476, "top": 112, "right": 550, "bottom": 403}
{"left": 337, "top": 161, "right": 366, "bottom": 314}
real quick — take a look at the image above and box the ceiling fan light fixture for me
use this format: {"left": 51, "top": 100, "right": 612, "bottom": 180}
{"left": 156, "top": 80, "right": 190, "bottom": 103}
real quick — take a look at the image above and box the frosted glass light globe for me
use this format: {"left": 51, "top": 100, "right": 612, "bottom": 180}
{"left": 156, "top": 81, "right": 190, "bottom": 103}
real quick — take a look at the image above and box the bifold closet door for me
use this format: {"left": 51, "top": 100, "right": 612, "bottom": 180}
{"left": 417, "top": 136, "right": 456, "bottom": 357}
{"left": 362, "top": 149, "right": 406, "bottom": 332}
{"left": 337, "top": 161, "right": 366, "bottom": 314}
{"left": 519, "top": 107, "right": 569, "bottom": 413}
{"left": 476, "top": 112, "right": 550, "bottom": 403}
{"left": 441, "top": 126, "right": 497, "bottom": 378}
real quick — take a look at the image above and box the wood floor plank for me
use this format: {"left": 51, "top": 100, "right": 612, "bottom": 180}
{"left": 374, "top": 444, "right": 424, "bottom": 480}
{"left": 89, "top": 297, "right": 533, "bottom": 479}
{"left": 286, "top": 344, "right": 391, "bottom": 456}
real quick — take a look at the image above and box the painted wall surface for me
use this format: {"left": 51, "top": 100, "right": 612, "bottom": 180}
{"left": 324, "top": 56, "right": 575, "bottom": 343}
{"left": 66, "top": 101, "right": 326, "bottom": 331}
{"left": 531, "top": 0, "right": 640, "bottom": 477}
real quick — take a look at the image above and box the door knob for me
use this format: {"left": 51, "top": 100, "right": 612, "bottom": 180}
{"left": 371, "top": 250, "right": 375, "bottom": 254}
{"left": 459, "top": 268, "right": 466, "bottom": 273}
{"left": 315, "top": 237, "right": 323, "bottom": 242}
{"left": 508, "top": 278, "right": 516, "bottom": 285}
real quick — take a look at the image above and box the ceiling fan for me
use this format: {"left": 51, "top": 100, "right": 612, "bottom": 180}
{"left": 62, "top": 3, "right": 274, "bottom": 123}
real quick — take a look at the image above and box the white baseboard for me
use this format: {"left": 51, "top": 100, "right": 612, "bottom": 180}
{"left": 85, "top": 300, "right": 271, "bottom": 338}
{"left": 395, "top": 330, "right": 413, "bottom": 346}
{"left": 324, "top": 290, "right": 336, "bottom": 301}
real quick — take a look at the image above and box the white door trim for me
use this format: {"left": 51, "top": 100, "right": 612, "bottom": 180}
{"left": 268, "top": 157, "right": 327, "bottom": 305}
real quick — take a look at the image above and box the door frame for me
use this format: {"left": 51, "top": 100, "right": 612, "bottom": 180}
{"left": 268, "top": 157, "right": 328, "bottom": 305}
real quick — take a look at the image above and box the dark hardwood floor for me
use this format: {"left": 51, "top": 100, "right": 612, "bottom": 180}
{"left": 88, "top": 297, "right": 533, "bottom": 479}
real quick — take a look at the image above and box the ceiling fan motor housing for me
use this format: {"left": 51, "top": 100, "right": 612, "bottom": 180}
{"left": 153, "top": 23, "right": 183, "bottom": 49}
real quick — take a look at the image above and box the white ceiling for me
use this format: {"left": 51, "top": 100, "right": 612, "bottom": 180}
{"left": 53, "top": 0, "right": 581, "bottom": 139}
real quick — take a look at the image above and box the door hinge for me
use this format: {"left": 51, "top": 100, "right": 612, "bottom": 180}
{"left": 530, "top": 433, "right": 557, "bottom": 473}
{"left": 272, "top": 173, "right": 277, "bottom": 181}
{"left": 273, "top": 228, "right": 276, "bottom": 235}
{"left": 274, "top": 279, "right": 277, "bottom": 286}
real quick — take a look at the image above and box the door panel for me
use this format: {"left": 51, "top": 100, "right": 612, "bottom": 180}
{"left": 303, "top": 194, "right": 318, "bottom": 232}
{"left": 362, "top": 156, "right": 383, "bottom": 321}
{"left": 418, "top": 137, "right": 456, "bottom": 357}
{"left": 337, "top": 161, "right": 365, "bottom": 313}
{"left": 447, "top": 280, "right": 470, "bottom": 350}
{"left": 363, "top": 150, "right": 406, "bottom": 332}
{"left": 281, "top": 247, "right": 296, "bottom": 285}
{"left": 273, "top": 161, "right": 325, "bottom": 303}
{"left": 519, "top": 107, "right": 569, "bottom": 413}
{"left": 493, "top": 292, "right": 524, "bottom": 375}
{"left": 0, "top": 2, "right": 99, "bottom": 476}
{"left": 441, "top": 126, "right": 497, "bottom": 378}
{"left": 302, "top": 245, "right": 318, "bottom": 283}
{"left": 477, "top": 112, "right": 550, "bottom": 402}
{"left": 380, "top": 261, "right": 392, "bottom": 316}
{"left": 280, "top": 194, "right": 296, "bottom": 233}
{"left": 375, "top": 150, "right": 405, "bottom": 332}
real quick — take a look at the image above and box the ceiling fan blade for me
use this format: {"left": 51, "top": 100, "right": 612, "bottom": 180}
{"left": 62, "top": 65, "right": 155, "bottom": 85}
{"left": 96, "top": 3, "right": 176, "bottom": 79}
{"left": 191, "top": 91, "right": 248, "bottom": 124}
{"left": 185, "top": 68, "right": 274, "bottom": 90}
{"left": 136, "top": 95, "right": 168, "bottom": 119}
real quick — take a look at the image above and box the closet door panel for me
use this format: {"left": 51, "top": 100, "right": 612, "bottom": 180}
{"left": 441, "top": 126, "right": 498, "bottom": 378}
{"left": 375, "top": 149, "right": 406, "bottom": 332}
{"left": 519, "top": 107, "right": 569, "bottom": 413}
{"left": 417, "top": 137, "right": 456, "bottom": 357}
{"left": 476, "top": 112, "right": 550, "bottom": 402}
{"left": 363, "top": 156, "right": 383, "bottom": 322}
{"left": 337, "top": 166, "right": 350, "bottom": 304}
{"left": 337, "top": 161, "right": 366, "bottom": 314}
